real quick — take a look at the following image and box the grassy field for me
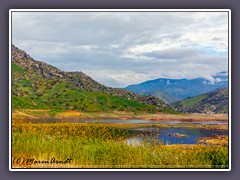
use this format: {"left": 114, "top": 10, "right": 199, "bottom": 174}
{"left": 12, "top": 119, "right": 229, "bottom": 169}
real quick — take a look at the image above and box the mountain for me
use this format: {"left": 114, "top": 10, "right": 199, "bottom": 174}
{"left": 12, "top": 45, "right": 173, "bottom": 113}
{"left": 172, "top": 87, "right": 229, "bottom": 114}
{"left": 125, "top": 74, "right": 228, "bottom": 103}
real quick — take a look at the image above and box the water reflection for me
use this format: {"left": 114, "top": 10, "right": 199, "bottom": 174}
{"left": 125, "top": 127, "right": 228, "bottom": 145}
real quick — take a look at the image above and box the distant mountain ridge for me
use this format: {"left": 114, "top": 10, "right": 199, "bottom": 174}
{"left": 12, "top": 45, "right": 172, "bottom": 112}
{"left": 125, "top": 74, "right": 228, "bottom": 103}
{"left": 172, "top": 87, "right": 229, "bottom": 114}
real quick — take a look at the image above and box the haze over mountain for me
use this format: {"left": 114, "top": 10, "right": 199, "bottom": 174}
{"left": 125, "top": 73, "right": 228, "bottom": 103}
{"left": 172, "top": 87, "right": 228, "bottom": 114}
{"left": 12, "top": 45, "right": 173, "bottom": 113}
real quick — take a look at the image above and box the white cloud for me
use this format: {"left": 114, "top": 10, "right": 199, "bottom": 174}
{"left": 86, "top": 70, "right": 151, "bottom": 87}
{"left": 12, "top": 11, "right": 229, "bottom": 88}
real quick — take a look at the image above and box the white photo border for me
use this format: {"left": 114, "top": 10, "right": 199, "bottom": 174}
{"left": 9, "top": 9, "right": 231, "bottom": 171}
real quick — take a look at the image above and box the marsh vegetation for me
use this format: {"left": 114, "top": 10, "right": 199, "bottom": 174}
{"left": 12, "top": 115, "right": 228, "bottom": 168}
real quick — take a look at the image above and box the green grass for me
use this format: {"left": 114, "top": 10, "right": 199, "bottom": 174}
{"left": 12, "top": 95, "right": 40, "bottom": 109}
{"left": 12, "top": 63, "right": 25, "bottom": 73}
{"left": 176, "top": 94, "right": 208, "bottom": 108}
{"left": 12, "top": 77, "right": 162, "bottom": 113}
{"left": 12, "top": 122, "right": 229, "bottom": 168}
{"left": 12, "top": 61, "right": 158, "bottom": 112}
{"left": 12, "top": 61, "right": 175, "bottom": 114}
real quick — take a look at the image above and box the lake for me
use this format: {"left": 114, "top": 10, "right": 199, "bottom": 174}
{"left": 78, "top": 119, "right": 228, "bottom": 145}
{"left": 125, "top": 127, "right": 228, "bottom": 145}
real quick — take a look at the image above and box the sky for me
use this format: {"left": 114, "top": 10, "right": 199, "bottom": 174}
{"left": 12, "top": 11, "right": 229, "bottom": 88}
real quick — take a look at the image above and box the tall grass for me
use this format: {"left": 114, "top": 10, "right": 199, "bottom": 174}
{"left": 12, "top": 121, "right": 228, "bottom": 168}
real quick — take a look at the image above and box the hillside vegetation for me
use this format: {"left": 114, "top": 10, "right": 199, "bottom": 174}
{"left": 172, "top": 88, "right": 228, "bottom": 114}
{"left": 12, "top": 45, "right": 173, "bottom": 113}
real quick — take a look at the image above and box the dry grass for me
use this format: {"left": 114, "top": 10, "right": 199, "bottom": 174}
{"left": 55, "top": 110, "right": 82, "bottom": 118}
{"left": 12, "top": 109, "right": 228, "bottom": 121}
{"left": 12, "top": 119, "right": 229, "bottom": 169}
{"left": 197, "top": 135, "right": 228, "bottom": 146}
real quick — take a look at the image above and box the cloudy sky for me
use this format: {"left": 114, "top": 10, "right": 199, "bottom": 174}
{"left": 12, "top": 11, "right": 229, "bottom": 88}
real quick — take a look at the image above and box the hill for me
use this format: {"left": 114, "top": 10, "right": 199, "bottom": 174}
{"left": 12, "top": 45, "right": 173, "bottom": 113}
{"left": 172, "top": 87, "right": 229, "bottom": 114}
{"left": 125, "top": 74, "right": 228, "bottom": 103}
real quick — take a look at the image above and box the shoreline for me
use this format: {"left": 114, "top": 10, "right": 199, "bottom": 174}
{"left": 12, "top": 109, "right": 228, "bottom": 121}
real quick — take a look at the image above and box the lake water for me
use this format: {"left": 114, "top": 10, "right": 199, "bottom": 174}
{"left": 125, "top": 127, "right": 228, "bottom": 145}
{"left": 77, "top": 119, "right": 228, "bottom": 145}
